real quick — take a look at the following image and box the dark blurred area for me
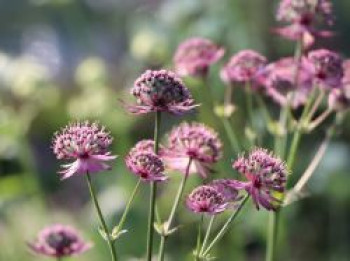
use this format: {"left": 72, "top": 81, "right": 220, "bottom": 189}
{"left": 0, "top": 0, "right": 350, "bottom": 260}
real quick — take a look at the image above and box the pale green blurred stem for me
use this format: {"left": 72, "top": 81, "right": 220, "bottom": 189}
{"left": 195, "top": 215, "right": 204, "bottom": 261}
{"left": 85, "top": 172, "right": 117, "bottom": 261}
{"left": 114, "top": 178, "right": 141, "bottom": 235}
{"left": 221, "top": 117, "right": 241, "bottom": 154}
{"left": 157, "top": 158, "right": 192, "bottom": 261}
{"left": 202, "top": 194, "right": 249, "bottom": 257}
{"left": 199, "top": 215, "right": 215, "bottom": 256}
{"left": 266, "top": 210, "right": 280, "bottom": 261}
{"left": 147, "top": 111, "right": 161, "bottom": 261}
{"left": 245, "top": 81, "right": 257, "bottom": 146}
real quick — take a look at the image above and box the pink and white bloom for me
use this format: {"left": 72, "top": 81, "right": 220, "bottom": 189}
{"left": 125, "top": 70, "right": 198, "bottom": 115}
{"left": 221, "top": 50, "right": 267, "bottom": 85}
{"left": 308, "top": 49, "right": 343, "bottom": 89}
{"left": 258, "top": 57, "right": 313, "bottom": 108}
{"left": 328, "top": 60, "right": 350, "bottom": 111}
{"left": 161, "top": 122, "right": 222, "bottom": 178}
{"left": 186, "top": 185, "right": 228, "bottom": 215}
{"left": 275, "top": 0, "right": 334, "bottom": 47}
{"left": 126, "top": 141, "right": 167, "bottom": 182}
{"left": 231, "top": 148, "right": 288, "bottom": 211}
{"left": 28, "top": 224, "right": 92, "bottom": 258}
{"left": 52, "top": 122, "right": 116, "bottom": 180}
{"left": 174, "top": 37, "right": 224, "bottom": 78}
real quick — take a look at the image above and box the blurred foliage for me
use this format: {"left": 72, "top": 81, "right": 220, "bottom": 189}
{"left": 0, "top": 0, "right": 350, "bottom": 260}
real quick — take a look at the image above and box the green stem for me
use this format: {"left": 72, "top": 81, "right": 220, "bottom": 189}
{"left": 114, "top": 179, "right": 141, "bottom": 235}
{"left": 266, "top": 210, "right": 280, "bottom": 261}
{"left": 202, "top": 194, "right": 249, "bottom": 257}
{"left": 195, "top": 215, "right": 204, "bottom": 261}
{"left": 85, "top": 172, "right": 117, "bottom": 261}
{"left": 222, "top": 117, "right": 241, "bottom": 154}
{"left": 199, "top": 215, "right": 215, "bottom": 256}
{"left": 146, "top": 111, "right": 161, "bottom": 261}
{"left": 158, "top": 158, "right": 192, "bottom": 261}
{"left": 245, "top": 81, "right": 257, "bottom": 145}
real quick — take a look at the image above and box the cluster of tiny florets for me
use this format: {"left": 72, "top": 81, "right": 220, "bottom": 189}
{"left": 127, "top": 70, "right": 197, "bottom": 115}
{"left": 28, "top": 224, "right": 92, "bottom": 258}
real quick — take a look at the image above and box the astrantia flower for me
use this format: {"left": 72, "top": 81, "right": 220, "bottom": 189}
{"left": 328, "top": 61, "right": 350, "bottom": 111}
{"left": 125, "top": 147, "right": 167, "bottom": 182}
{"left": 232, "top": 148, "right": 288, "bottom": 211}
{"left": 161, "top": 122, "right": 222, "bottom": 178}
{"left": 126, "top": 70, "right": 197, "bottom": 115}
{"left": 186, "top": 185, "right": 228, "bottom": 215}
{"left": 221, "top": 50, "right": 267, "bottom": 85}
{"left": 174, "top": 37, "right": 224, "bottom": 78}
{"left": 28, "top": 224, "right": 92, "bottom": 258}
{"left": 258, "top": 57, "right": 313, "bottom": 108}
{"left": 52, "top": 122, "right": 116, "bottom": 180}
{"left": 308, "top": 49, "right": 343, "bottom": 89}
{"left": 210, "top": 179, "right": 240, "bottom": 202}
{"left": 128, "top": 139, "right": 155, "bottom": 155}
{"left": 275, "top": 0, "right": 334, "bottom": 47}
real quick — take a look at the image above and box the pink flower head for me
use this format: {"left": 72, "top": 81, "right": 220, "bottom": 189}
{"left": 174, "top": 37, "right": 225, "bottom": 78}
{"left": 220, "top": 50, "right": 267, "bottom": 85}
{"left": 126, "top": 142, "right": 167, "bottom": 182}
{"left": 308, "top": 49, "right": 343, "bottom": 89}
{"left": 232, "top": 148, "right": 288, "bottom": 211}
{"left": 275, "top": 0, "right": 334, "bottom": 47}
{"left": 258, "top": 57, "right": 313, "bottom": 108}
{"left": 161, "top": 122, "right": 222, "bottom": 178}
{"left": 328, "top": 88, "right": 350, "bottom": 111}
{"left": 128, "top": 139, "right": 155, "bottom": 155}
{"left": 186, "top": 185, "right": 228, "bottom": 215}
{"left": 126, "top": 70, "right": 198, "bottom": 115}
{"left": 52, "top": 122, "right": 116, "bottom": 180}
{"left": 28, "top": 224, "right": 92, "bottom": 258}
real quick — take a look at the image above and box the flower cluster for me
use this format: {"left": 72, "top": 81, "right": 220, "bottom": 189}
{"left": 52, "top": 122, "right": 116, "bottom": 179}
{"left": 28, "top": 224, "right": 92, "bottom": 258}
{"left": 174, "top": 37, "right": 224, "bottom": 78}
{"left": 232, "top": 148, "right": 288, "bottom": 210}
{"left": 126, "top": 69, "right": 197, "bottom": 115}
{"left": 126, "top": 140, "right": 167, "bottom": 182}
{"left": 276, "top": 0, "right": 334, "bottom": 47}
{"left": 161, "top": 122, "right": 222, "bottom": 178}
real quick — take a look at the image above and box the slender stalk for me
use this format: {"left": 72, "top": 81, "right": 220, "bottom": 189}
{"left": 245, "top": 81, "right": 257, "bottom": 145}
{"left": 195, "top": 215, "right": 204, "bottom": 261}
{"left": 266, "top": 210, "right": 280, "bottom": 261}
{"left": 307, "top": 108, "right": 332, "bottom": 131}
{"left": 201, "top": 194, "right": 249, "bottom": 257}
{"left": 85, "top": 172, "right": 117, "bottom": 261}
{"left": 158, "top": 158, "right": 193, "bottom": 261}
{"left": 199, "top": 216, "right": 215, "bottom": 256}
{"left": 224, "top": 84, "right": 234, "bottom": 110}
{"left": 147, "top": 111, "right": 161, "bottom": 261}
{"left": 114, "top": 179, "right": 142, "bottom": 235}
{"left": 222, "top": 117, "right": 241, "bottom": 154}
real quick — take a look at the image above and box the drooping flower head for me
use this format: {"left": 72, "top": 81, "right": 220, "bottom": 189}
{"left": 161, "top": 122, "right": 222, "bottom": 178}
{"left": 174, "top": 37, "right": 224, "bottom": 78}
{"left": 126, "top": 141, "right": 167, "bottom": 182}
{"left": 275, "top": 0, "right": 334, "bottom": 47}
{"left": 258, "top": 57, "right": 313, "bottom": 108}
{"left": 308, "top": 49, "right": 343, "bottom": 89}
{"left": 186, "top": 185, "right": 228, "bottom": 215}
{"left": 232, "top": 148, "right": 288, "bottom": 211}
{"left": 126, "top": 69, "right": 198, "bottom": 115}
{"left": 52, "top": 122, "right": 116, "bottom": 180}
{"left": 28, "top": 224, "right": 92, "bottom": 258}
{"left": 221, "top": 50, "right": 267, "bottom": 85}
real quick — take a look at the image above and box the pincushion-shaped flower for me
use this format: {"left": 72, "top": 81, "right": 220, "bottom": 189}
{"left": 275, "top": 0, "right": 333, "bottom": 47}
{"left": 221, "top": 50, "right": 267, "bottom": 85}
{"left": 52, "top": 122, "right": 116, "bottom": 180}
{"left": 186, "top": 185, "right": 228, "bottom": 215}
{"left": 128, "top": 139, "right": 155, "bottom": 155}
{"left": 28, "top": 224, "right": 92, "bottom": 258}
{"left": 308, "top": 49, "right": 343, "bottom": 89}
{"left": 161, "top": 122, "right": 222, "bottom": 178}
{"left": 210, "top": 179, "right": 240, "bottom": 202}
{"left": 125, "top": 145, "right": 167, "bottom": 182}
{"left": 232, "top": 148, "right": 288, "bottom": 211}
{"left": 126, "top": 69, "right": 197, "bottom": 115}
{"left": 259, "top": 57, "right": 313, "bottom": 108}
{"left": 174, "top": 37, "right": 224, "bottom": 78}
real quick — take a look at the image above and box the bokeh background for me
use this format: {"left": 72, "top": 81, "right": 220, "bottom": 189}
{"left": 0, "top": 0, "right": 350, "bottom": 260}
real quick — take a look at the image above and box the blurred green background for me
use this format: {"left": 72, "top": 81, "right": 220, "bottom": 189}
{"left": 0, "top": 0, "right": 350, "bottom": 260}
